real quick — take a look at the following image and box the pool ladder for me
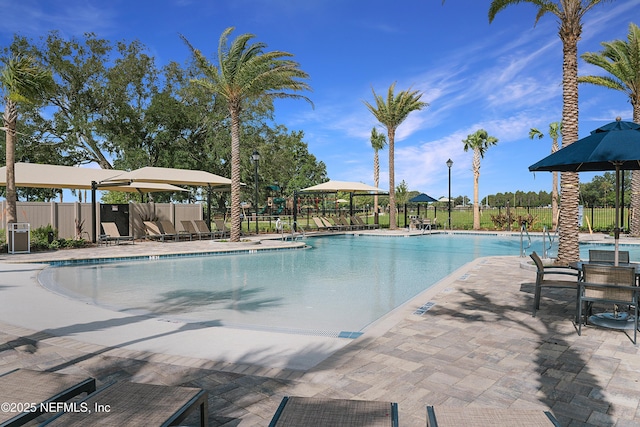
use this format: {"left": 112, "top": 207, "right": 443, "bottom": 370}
{"left": 520, "top": 224, "right": 532, "bottom": 257}
{"left": 280, "top": 221, "right": 305, "bottom": 242}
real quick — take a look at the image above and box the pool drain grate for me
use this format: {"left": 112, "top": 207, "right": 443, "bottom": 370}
{"left": 413, "top": 301, "right": 435, "bottom": 316}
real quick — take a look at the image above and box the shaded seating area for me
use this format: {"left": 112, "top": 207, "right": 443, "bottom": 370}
{"left": 99, "top": 222, "right": 134, "bottom": 245}
{"left": 529, "top": 251, "right": 579, "bottom": 317}
{"left": 269, "top": 396, "right": 398, "bottom": 426}
{"left": 0, "top": 369, "right": 96, "bottom": 426}
{"left": 426, "top": 406, "right": 561, "bottom": 426}
{"left": 42, "top": 381, "right": 208, "bottom": 426}
{"left": 578, "top": 263, "right": 639, "bottom": 344}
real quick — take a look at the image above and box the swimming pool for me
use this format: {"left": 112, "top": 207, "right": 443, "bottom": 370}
{"left": 39, "top": 234, "right": 640, "bottom": 337}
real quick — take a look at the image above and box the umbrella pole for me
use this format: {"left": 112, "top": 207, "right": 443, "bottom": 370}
{"left": 615, "top": 164, "right": 621, "bottom": 266}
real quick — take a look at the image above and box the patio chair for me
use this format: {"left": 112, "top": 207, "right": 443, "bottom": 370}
{"left": 0, "top": 368, "right": 96, "bottom": 427}
{"left": 426, "top": 406, "right": 561, "bottom": 426}
{"left": 211, "top": 219, "right": 229, "bottom": 238}
{"left": 269, "top": 396, "right": 398, "bottom": 427}
{"left": 181, "top": 220, "right": 215, "bottom": 240}
{"left": 99, "top": 222, "right": 134, "bottom": 245}
{"left": 41, "top": 381, "right": 208, "bottom": 427}
{"left": 588, "top": 249, "right": 630, "bottom": 264}
{"left": 578, "top": 263, "right": 639, "bottom": 344}
{"left": 530, "top": 251, "right": 579, "bottom": 317}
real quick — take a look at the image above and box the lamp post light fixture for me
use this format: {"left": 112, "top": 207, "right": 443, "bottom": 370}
{"left": 251, "top": 150, "right": 260, "bottom": 234}
{"left": 446, "top": 158, "right": 453, "bottom": 230}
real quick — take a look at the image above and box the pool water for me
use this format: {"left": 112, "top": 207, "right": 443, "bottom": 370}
{"left": 40, "top": 234, "right": 639, "bottom": 336}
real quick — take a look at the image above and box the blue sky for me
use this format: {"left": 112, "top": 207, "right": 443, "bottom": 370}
{"left": 1, "top": 0, "right": 638, "bottom": 202}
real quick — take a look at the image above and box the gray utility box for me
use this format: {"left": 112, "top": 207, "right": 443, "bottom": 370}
{"left": 8, "top": 223, "right": 30, "bottom": 254}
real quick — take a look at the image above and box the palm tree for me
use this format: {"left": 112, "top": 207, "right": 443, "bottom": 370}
{"left": 182, "top": 27, "right": 312, "bottom": 242}
{"left": 462, "top": 129, "right": 498, "bottom": 230}
{"left": 489, "top": 0, "right": 608, "bottom": 264}
{"left": 529, "top": 122, "right": 562, "bottom": 229}
{"left": 579, "top": 23, "right": 640, "bottom": 235}
{"left": 370, "top": 127, "right": 387, "bottom": 224}
{"left": 1, "top": 55, "right": 53, "bottom": 227}
{"left": 363, "top": 82, "right": 427, "bottom": 229}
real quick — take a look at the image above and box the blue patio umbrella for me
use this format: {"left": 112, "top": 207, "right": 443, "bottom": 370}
{"left": 409, "top": 193, "right": 438, "bottom": 216}
{"left": 529, "top": 119, "right": 640, "bottom": 264}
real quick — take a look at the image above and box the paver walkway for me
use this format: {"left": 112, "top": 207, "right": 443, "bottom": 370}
{"left": 1, "top": 234, "right": 639, "bottom": 426}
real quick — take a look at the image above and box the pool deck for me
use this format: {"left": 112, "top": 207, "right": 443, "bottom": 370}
{"left": 1, "top": 230, "right": 639, "bottom": 426}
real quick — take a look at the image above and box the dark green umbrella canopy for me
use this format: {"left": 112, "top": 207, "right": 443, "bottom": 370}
{"left": 529, "top": 120, "right": 640, "bottom": 172}
{"left": 529, "top": 119, "right": 640, "bottom": 265}
{"left": 409, "top": 193, "right": 438, "bottom": 203}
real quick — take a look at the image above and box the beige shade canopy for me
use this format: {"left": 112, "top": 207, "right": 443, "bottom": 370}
{"left": 105, "top": 166, "right": 232, "bottom": 188}
{"left": 0, "top": 163, "right": 186, "bottom": 193}
{"left": 300, "top": 180, "right": 387, "bottom": 193}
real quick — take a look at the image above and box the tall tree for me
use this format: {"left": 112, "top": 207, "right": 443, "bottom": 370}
{"left": 489, "top": 0, "right": 610, "bottom": 264}
{"left": 462, "top": 129, "right": 498, "bottom": 230}
{"left": 579, "top": 23, "right": 640, "bottom": 235}
{"left": 1, "top": 54, "right": 53, "bottom": 225}
{"left": 370, "top": 127, "right": 387, "bottom": 224}
{"left": 363, "top": 82, "right": 427, "bottom": 229}
{"left": 529, "top": 121, "right": 562, "bottom": 229}
{"left": 182, "top": 27, "right": 312, "bottom": 242}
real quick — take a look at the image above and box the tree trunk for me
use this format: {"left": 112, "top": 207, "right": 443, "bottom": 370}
{"left": 473, "top": 150, "right": 480, "bottom": 230}
{"left": 3, "top": 100, "right": 18, "bottom": 226}
{"left": 388, "top": 129, "right": 396, "bottom": 230}
{"left": 557, "top": 31, "right": 581, "bottom": 265}
{"left": 229, "top": 106, "right": 242, "bottom": 242}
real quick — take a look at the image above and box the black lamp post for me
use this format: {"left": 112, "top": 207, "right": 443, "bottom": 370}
{"left": 251, "top": 150, "right": 260, "bottom": 234}
{"left": 446, "top": 158, "right": 453, "bottom": 230}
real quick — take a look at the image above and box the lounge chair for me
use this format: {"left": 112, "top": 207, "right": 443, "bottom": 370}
{"left": 321, "top": 217, "right": 343, "bottom": 231}
{"left": 99, "top": 222, "right": 134, "bottom": 245}
{"left": 181, "top": 220, "right": 215, "bottom": 240}
{"left": 578, "top": 263, "right": 639, "bottom": 344}
{"left": 588, "top": 249, "right": 630, "bottom": 264}
{"left": 144, "top": 221, "right": 177, "bottom": 242}
{"left": 530, "top": 251, "right": 579, "bottom": 317}
{"left": 41, "top": 381, "right": 208, "bottom": 427}
{"left": 159, "top": 220, "right": 191, "bottom": 241}
{"left": 337, "top": 216, "right": 356, "bottom": 230}
{"left": 312, "top": 217, "right": 331, "bottom": 231}
{"left": 0, "top": 369, "right": 96, "bottom": 427}
{"left": 352, "top": 215, "right": 378, "bottom": 229}
{"left": 426, "top": 406, "right": 561, "bottom": 426}
{"left": 269, "top": 396, "right": 398, "bottom": 427}
{"left": 211, "top": 219, "right": 229, "bottom": 238}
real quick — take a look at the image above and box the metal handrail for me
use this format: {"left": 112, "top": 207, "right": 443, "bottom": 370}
{"left": 280, "top": 220, "right": 305, "bottom": 241}
{"left": 520, "top": 224, "right": 532, "bottom": 257}
{"left": 542, "top": 226, "right": 557, "bottom": 259}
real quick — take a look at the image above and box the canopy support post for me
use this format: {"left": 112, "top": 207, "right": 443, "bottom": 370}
{"left": 91, "top": 181, "right": 97, "bottom": 244}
